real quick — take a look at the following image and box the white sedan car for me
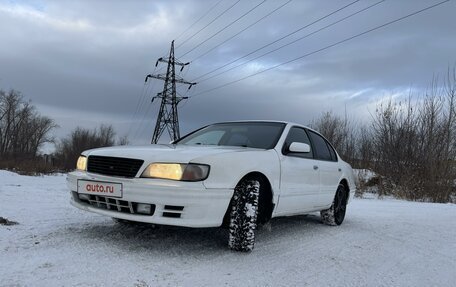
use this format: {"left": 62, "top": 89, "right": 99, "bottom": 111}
{"left": 67, "top": 121, "right": 356, "bottom": 251}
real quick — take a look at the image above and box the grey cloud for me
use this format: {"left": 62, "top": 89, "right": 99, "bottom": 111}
{"left": 0, "top": 0, "right": 454, "bottom": 146}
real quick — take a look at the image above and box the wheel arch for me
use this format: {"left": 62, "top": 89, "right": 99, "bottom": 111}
{"left": 222, "top": 171, "right": 275, "bottom": 227}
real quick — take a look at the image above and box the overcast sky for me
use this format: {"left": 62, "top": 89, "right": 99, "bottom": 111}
{"left": 0, "top": 0, "right": 455, "bottom": 149}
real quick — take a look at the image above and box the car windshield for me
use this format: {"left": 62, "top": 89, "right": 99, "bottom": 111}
{"left": 176, "top": 122, "right": 286, "bottom": 149}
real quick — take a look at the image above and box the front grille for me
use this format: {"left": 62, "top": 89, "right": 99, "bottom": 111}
{"left": 87, "top": 156, "right": 144, "bottom": 178}
{"left": 74, "top": 192, "right": 155, "bottom": 215}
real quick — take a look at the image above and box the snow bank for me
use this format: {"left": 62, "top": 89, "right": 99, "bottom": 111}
{"left": 353, "top": 168, "right": 377, "bottom": 182}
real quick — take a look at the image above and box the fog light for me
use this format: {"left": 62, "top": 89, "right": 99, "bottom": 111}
{"left": 136, "top": 203, "right": 152, "bottom": 215}
{"left": 78, "top": 193, "right": 90, "bottom": 201}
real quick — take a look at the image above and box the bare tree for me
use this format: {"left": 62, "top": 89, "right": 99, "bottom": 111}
{"left": 311, "top": 111, "right": 358, "bottom": 166}
{"left": 0, "top": 90, "right": 57, "bottom": 159}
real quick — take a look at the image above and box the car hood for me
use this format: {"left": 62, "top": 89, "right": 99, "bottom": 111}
{"left": 83, "top": 144, "right": 259, "bottom": 163}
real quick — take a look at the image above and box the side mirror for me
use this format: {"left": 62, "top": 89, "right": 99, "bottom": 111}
{"left": 289, "top": 142, "right": 311, "bottom": 153}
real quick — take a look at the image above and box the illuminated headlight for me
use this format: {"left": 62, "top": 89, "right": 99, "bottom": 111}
{"left": 76, "top": 156, "right": 87, "bottom": 171}
{"left": 141, "top": 163, "right": 210, "bottom": 181}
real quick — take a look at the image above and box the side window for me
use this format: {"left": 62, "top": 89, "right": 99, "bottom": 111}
{"left": 308, "top": 130, "right": 332, "bottom": 161}
{"left": 282, "top": 127, "right": 313, "bottom": 158}
{"left": 326, "top": 142, "right": 338, "bottom": 161}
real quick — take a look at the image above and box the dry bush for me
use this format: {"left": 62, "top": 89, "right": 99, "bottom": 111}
{"left": 0, "top": 157, "right": 58, "bottom": 175}
{"left": 312, "top": 68, "right": 456, "bottom": 203}
{"left": 55, "top": 125, "right": 116, "bottom": 170}
{"left": 368, "top": 70, "right": 456, "bottom": 202}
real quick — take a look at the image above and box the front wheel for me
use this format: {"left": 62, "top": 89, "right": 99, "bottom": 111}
{"left": 228, "top": 178, "right": 260, "bottom": 252}
{"left": 321, "top": 184, "right": 347, "bottom": 226}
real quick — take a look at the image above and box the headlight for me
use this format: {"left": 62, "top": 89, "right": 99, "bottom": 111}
{"left": 141, "top": 163, "right": 209, "bottom": 181}
{"left": 76, "top": 156, "right": 87, "bottom": 171}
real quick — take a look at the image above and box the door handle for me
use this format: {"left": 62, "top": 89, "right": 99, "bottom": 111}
{"left": 313, "top": 165, "right": 318, "bottom": 170}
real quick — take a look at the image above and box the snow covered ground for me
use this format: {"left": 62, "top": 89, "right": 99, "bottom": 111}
{"left": 1, "top": 170, "right": 455, "bottom": 287}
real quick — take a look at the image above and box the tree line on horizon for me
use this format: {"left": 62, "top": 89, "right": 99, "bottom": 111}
{"left": 0, "top": 69, "right": 455, "bottom": 203}
{"left": 312, "top": 68, "right": 456, "bottom": 203}
{"left": 0, "top": 89, "right": 127, "bottom": 173}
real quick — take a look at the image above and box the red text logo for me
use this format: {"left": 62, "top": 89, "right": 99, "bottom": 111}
{"left": 85, "top": 184, "right": 114, "bottom": 194}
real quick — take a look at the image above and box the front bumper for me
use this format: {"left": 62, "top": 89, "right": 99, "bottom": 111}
{"left": 67, "top": 171, "right": 233, "bottom": 228}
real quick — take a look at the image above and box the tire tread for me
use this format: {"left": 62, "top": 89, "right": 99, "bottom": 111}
{"left": 228, "top": 179, "right": 260, "bottom": 252}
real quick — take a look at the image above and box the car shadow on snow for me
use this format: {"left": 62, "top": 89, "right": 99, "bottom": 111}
{"left": 68, "top": 213, "right": 342, "bottom": 255}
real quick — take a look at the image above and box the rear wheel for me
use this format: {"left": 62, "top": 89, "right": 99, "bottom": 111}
{"left": 228, "top": 178, "right": 260, "bottom": 252}
{"left": 321, "top": 184, "right": 347, "bottom": 226}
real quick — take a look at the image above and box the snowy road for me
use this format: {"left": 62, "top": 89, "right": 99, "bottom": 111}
{"left": 1, "top": 171, "right": 455, "bottom": 287}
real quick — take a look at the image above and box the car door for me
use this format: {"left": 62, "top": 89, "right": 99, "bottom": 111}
{"left": 276, "top": 126, "right": 320, "bottom": 214}
{"left": 307, "top": 130, "right": 341, "bottom": 207}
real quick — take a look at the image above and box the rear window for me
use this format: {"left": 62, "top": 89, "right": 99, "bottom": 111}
{"left": 308, "top": 130, "right": 333, "bottom": 161}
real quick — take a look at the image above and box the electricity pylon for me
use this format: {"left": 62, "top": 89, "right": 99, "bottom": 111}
{"left": 145, "top": 40, "right": 196, "bottom": 144}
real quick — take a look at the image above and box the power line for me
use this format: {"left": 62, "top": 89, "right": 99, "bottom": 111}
{"left": 197, "top": 0, "right": 385, "bottom": 83}
{"left": 132, "top": 64, "right": 172, "bottom": 141}
{"left": 174, "top": 0, "right": 224, "bottom": 41}
{"left": 190, "top": 0, "right": 450, "bottom": 98}
{"left": 133, "top": 83, "right": 158, "bottom": 141}
{"left": 126, "top": 82, "right": 147, "bottom": 138}
{"left": 191, "top": 0, "right": 361, "bottom": 81}
{"left": 190, "top": 0, "right": 293, "bottom": 63}
{"left": 179, "top": 0, "right": 267, "bottom": 58}
{"left": 176, "top": 0, "right": 242, "bottom": 49}
{"left": 177, "top": 85, "right": 195, "bottom": 110}
{"left": 126, "top": 66, "right": 156, "bottom": 138}
{"left": 131, "top": 59, "right": 190, "bottom": 143}
{"left": 146, "top": 41, "right": 196, "bottom": 143}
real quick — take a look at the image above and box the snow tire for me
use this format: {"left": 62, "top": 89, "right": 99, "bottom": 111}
{"left": 321, "top": 184, "right": 347, "bottom": 226}
{"left": 228, "top": 178, "right": 260, "bottom": 252}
